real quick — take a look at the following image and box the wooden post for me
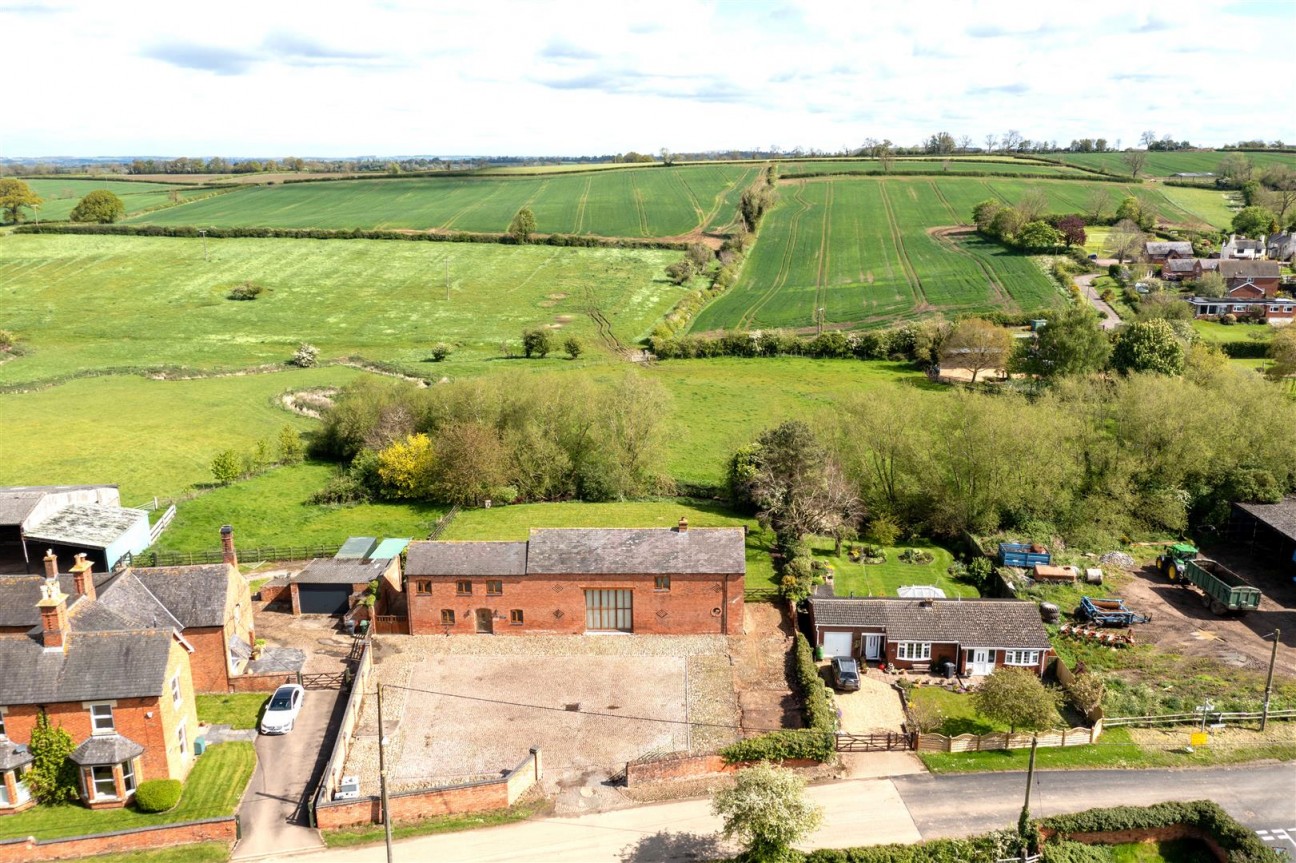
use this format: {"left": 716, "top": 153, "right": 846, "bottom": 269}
{"left": 1262, "top": 628, "right": 1280, "bottom": 732}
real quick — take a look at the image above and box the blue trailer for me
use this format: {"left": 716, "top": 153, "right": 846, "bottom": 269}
{"left": 1078, "top": 596, "right": 1152, "bottom": 627}
{"left": 999, "top": 542, "right": 1051, "bottom": 568}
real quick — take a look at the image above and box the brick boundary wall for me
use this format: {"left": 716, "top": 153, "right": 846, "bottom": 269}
{"left": 1037, "top": 825, "right": 1226, "bottom": 862}
{"left": 0, "top": 817, "right": 235, "bottom": 863}
{"left": 315, "top": 748, "right": 542, "bottom": 830}
{"left": 312, "top": 640, "right": 374, "bottom": 821}
{"left": 625, "top": 753, "right": 821, "bottom": 786}
{"left": 226, "top": 672, "right": 294, "bottom": 693}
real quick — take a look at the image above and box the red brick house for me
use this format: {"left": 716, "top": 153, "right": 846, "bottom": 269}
{"left": 0, "top": 558, "right": 198, "bottom": 812}
{"left": 808, "top": 597, "right": 1053, "bottom": 677}
{"left": 405, "top": 521, "right": 745, "bottom": 636}
{"left": 1218, "top": 260, "right": 1281, "bottom": 298}
{"left": 1187, "top": 296, "right": 1295, "bottom": 324}
{"left": 1143, "top": 241, "right": 1194, "bottom": 264}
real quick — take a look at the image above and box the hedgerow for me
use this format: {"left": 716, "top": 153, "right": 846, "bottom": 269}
{"left": 1038, "top": 801, "right": 1280, "bottom": 863}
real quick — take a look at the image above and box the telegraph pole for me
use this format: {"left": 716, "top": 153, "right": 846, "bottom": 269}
{"left": 1262, "top": 629, "right": 1280, "bottom": 731}
{"left": 377, "top": 682, "right": 394, "bottom": 863}
{"left": 199, "top": 229, "right": 209, "bottom": 262}
{"left": 445, "top": 256, "right": 450, "bottom": 302}
{"left": 1019, "top": 735, "right": 1038, "bottom": 860}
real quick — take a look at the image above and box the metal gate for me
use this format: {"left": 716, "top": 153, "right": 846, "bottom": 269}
{"left": 835, "top": 732, "right": 915, "bottom": 752}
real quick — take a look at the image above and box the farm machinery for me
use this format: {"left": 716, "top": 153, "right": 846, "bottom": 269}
{"left": 1155, "top": 543, "right": 1262, "bottom": 615}
{"left": 1155, "top": 543, "right": 1199, "bottom": 580}
{"left": 1076, "top": 596, "right": 1152, "bottom": 627}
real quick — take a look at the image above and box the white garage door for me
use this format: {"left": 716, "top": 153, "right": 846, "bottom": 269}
{"left": 822, "top": 631, "right": 853, "bottom": 658}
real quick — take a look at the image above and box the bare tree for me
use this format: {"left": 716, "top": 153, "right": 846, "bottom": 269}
{"left": 1015, "top": 188, "right": 1050, "bottom": 222}
{"left": 958, "top": 134, "right": 973, "bottom": 152}
{"left": 1104, "top": 218, "right": 1147, "bottom": 265}
{"left": 1139, "top": 130, "right": 1158, "bottom": 149}
{"left": 984, "top": 133, "right": 998, "bottom": 154}
{"left": 1085, "top": 187, "right": 1114, "bottom": 222}
{"left": 940, "top": 319, "right": 1013, "bottom": 384}
{"left": 1001, "top": 129, "right": 1023, "bottom": 152}
{"left": 1122, "top": 149, "right": 1148, "bottom": 179}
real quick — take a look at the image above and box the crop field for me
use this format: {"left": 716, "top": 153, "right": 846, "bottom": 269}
{"left": 781, "top": 158, "right": 1088, "bottom": 177}
{"left": 22, "top": 178, "right": 195, "bottom": 221}
{"left": 690, "top": 175, "right": 1214, "bottom": 332}
{"left": 124, "top": 165, "right": 757, "bottom": 236}
{"left": 1048, "top": 150, "right": 1296, "bottom": 177}
{"left": 1157, "top": 185, "right": 1240, "bottom": 229}
{"left": 0, "top": 234, "right": 684, "bottom": 383}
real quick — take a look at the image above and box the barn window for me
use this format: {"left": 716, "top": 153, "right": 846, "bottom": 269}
{"left": 585, "top": 589, "right": 633, "bottom": 632}
{"left": 510, "top": 609, "right": 524, "bottom": 625}
{"left": 455, "top": 580, "right": 472, "bottom": 595}
{"left": 487, "top": 581, "right": 503, "bottom": 596}
{"left": 416, "top": 580, "right": 432, "bottom": 594}
{"left": 440, "top": 609, "right": 455, "bottom": 625}
{"left": 654, "top": 576, "right": 671, "bottom": 591}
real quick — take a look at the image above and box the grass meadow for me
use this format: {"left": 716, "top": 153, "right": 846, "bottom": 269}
{"left": 22, "top": 178, "right": 194, "bottom": 221}
{"left": 1048, "top": 149, "right": 1296, "bottom": 177}
{"left": 125, "top": 165, "right": 756, "bottom": 236}
{"left": 783, "top": 157, "right": 1089, "bottom": 176}
{"left": 0, "top": 233, "right": 685, "bottom": 383}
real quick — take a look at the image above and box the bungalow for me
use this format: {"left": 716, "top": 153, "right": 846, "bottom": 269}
{"left": 404, "top": 520, "right": 746, "bottom": 636}
{"left": 0, "top": 554, "right": 198, "bottom": 812}
{"left": 808, "top": 597, "right": 1054, "bottom": 677}
{"left": 1143, "top": 241, "right": 1194, "bottom": 263}
{"left": 1220, "top": 234, "right": 1265, "bottom": 260}
{"left": 1218, "top": 260, "right": 1282, "bottom": 298}
{"left": 1267, "top": 231, "right": 1296, "bottom": 263}
{"left": 1186, "top": 296, "right": 1295, "bottom": 324}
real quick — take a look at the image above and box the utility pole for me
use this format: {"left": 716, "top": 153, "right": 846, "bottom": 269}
{"left": 816, "top": 307, "right": 825, "bottom": 336}
{"left": 1019, "top": 735, "right": 1038, "bottom": 861}
{"left": 377, "top": 682, "right": 394, "bottom": 863}
{"left": 1262, "top": 628, "right": 1280, "bottom": 731}
{"left": 199, "top": 229, "right": 209, "bottom": 262}
{"left": 445, "top": 256, "right": 450, "bottom": 302}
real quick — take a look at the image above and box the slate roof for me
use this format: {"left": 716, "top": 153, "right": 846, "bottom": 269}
{"left": 69, "top": 734, "right": 145, "bottom": 766}
{"left": 526, "top": 527, "right": 746, "bottom": 575}
{"left": 1145, "top": 241, "right": 1193, "bottom": 256}
{"left": 406, "top": 541, "right": 528, "bottom": 577}
{"left": 292, "top": 557, "right": 391, "bottom": 585}
{"left": 127, "top": 565, "right": 231, "bottom": 628}
{"left": 1219, "top": 260, "right": 1281, "bottom": 279}
{"left": 809, "top": 598, "right": 1051, "bottom": 649}
{"left": 68, "top": 600, "right": 140, "bottom": 633}
{"left": 1163, "top": 259, "right": 1199, "bottom": 273}
{"left": 1235, "top": 498, "right": 1296, "bottom": 543}
{"left": 0, "top": 740, "right": 33, "bottom": 771}
{"left": 0, "top": 629, "right": 174, "bottom": 704}
{"left": 96, "top": 572, "right": 183, "bottom": 631}
{"left": 24, "top": 504, "right": 146, "bottom": 548}
{"left": 0, "top": 573, "right": 114, "bottom": 629}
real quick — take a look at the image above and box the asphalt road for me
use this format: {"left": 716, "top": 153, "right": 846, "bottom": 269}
{"left": 234, "top": 688, "right": 342, "bottom": 860}
{"left": 254, "top": 762, "right": 1296, "bottom": 863}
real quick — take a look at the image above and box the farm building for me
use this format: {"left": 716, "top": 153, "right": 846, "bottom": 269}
{"left": 1230, "top": 499, "right": 1296, "bottom": 572}
{"left": 1143, "top": 241, "right": 1194, "bottom": 263}
{"left": 404, "top": 520, "right": 745, "bottom": 636}
{"left": 286, "top": 549, "right": 404, "bottom": 616}
{"left": 0, "top": 485, "right": 150, "bottom": 574}
{"left": 808, "top": 597, "right": 1053, "bottom": 677}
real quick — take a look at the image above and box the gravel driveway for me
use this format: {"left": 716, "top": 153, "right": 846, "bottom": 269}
{"left": 834, "top": 673, "right": 907, "bottom": 734}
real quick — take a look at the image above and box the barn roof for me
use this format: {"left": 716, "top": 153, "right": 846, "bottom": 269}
{"left": 405, "top": 542, "right": 528, "bottom": 577}
{"left": 526, "top": 527, "right": 745, "bottom": 575}
{"left": 1235, "top": 498, "right": 1296, "bottom": 543}
{"left": 24, "top": 504, "right": 146, "bottom": 549}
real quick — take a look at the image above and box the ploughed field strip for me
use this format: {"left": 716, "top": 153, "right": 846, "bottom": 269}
{"left": 124, "top": 164, "right": 755, "bottom": 237}
{"left": 691, "top": 175, "right": 1206, "bottom": 332}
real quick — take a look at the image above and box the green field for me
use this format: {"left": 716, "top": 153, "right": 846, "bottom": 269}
{"left": 22, "top": 178, "right": 196, "bottom": 221}
{"left": 1049, "top": 149, "right": 1296, "bottom": 177}
{"left": 125, "top": 165, "right": 756, "bottom": 236}
{"left": 1157, "top": 185, "right": 1239, "bottom": 229}
{"left": 0, "top": 234, "right": 684, "bottom": 382}
{"left": 783, "top": 157, "right": 1088, "bottom": 176}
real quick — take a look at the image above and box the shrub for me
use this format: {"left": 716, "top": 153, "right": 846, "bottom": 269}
{"left": 868, "top": 515, "right": 901, "bottom": 546}
{"left": 210, "top": 449, "right": 241, "bottom": 486}
{"left": 430, "top": 343, "right": 451, "bottom": 362}
{"left": 25, "top": 712, "right": 78, "bottom": 804}
{"left": 1038, "top": 800, "right": 1278, "bottom": 863}
{"left": 1040, "top": 840, "right": 1110, "bottom": 863}
{"left": 290, "top": 343, "right": 319, "bottom": 368}
{"left": 134, "top": 779, "right": 183, "bottom": 813}
{"left": 898, "top": 548, "right": 934, "bottom": 565}
{"left": 0, "top": 329, "right": 15, "bottom": 352}
{"left": 720, "top": 729, "right": 834, "bottom": 764}
{"left": 564, "top": 336, "right": 583, "bottom": 360}
{"left": 307, "top": 472, "right": 371, "bottom": 505}
{"left": 227, "top": 281, "right": 263, "bottom": 301}
{"left": 522, "top": 327, "right": 552, "bottom": 358}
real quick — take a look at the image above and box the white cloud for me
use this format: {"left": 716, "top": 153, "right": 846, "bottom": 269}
{"left": 1, "top": 0, "right": 1287, "bottom": 156}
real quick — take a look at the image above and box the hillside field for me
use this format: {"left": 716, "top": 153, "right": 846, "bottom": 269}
{"left": 0, "top": 234, "right": 684, "bottom": 383}
{"left": 1048, "top": 149, "right": 1296, "bottom": 177}
{"left": 780, "top": 157, "right": 1088, "bottom": 177}
{"left": 21, "top": 178, "right": 199, "bottom": 221}
{"left": 124, "top": 165, "right": 756, "bottom": 236}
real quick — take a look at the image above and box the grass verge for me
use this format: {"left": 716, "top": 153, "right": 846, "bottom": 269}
{"left": 61, "top": 845, "right": 230, "bottom": 863}
{"left": 322, "top": 798, "right": 546, "bottom": 848}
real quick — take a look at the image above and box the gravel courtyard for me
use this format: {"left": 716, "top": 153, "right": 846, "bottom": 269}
{"left": 344, "top": 633, "right": 740, "bottom": 810}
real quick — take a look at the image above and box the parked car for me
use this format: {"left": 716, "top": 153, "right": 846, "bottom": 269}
{"left": 830, "top": 657, "right": 861, "bottom": 691}
{"left": 260, "top": 684, "right": 305, "bottom": 734}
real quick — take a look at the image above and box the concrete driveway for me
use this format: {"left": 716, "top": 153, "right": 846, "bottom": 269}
{"left": 234, "top": 688, "right": 343, "bottom": 860}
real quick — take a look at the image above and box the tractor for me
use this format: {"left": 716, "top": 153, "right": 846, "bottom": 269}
{"left": 1155, "top": 542, "right": 1198, "bottom": 581}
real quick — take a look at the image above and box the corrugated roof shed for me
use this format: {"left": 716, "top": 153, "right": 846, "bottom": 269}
{"left": 371, "top": 538, "right": 411, "bottom": 560}
{"left": 292, "top": 557, "right": 391, "bottom": 585}
{"left": 336, "top": 537, "right": 379, "bottom": 559}
{"left": 24, "top": 504, "right": 147, "bottom": 548}
{"left": 810, "top": 598, "right": 1051, "bottom": 650}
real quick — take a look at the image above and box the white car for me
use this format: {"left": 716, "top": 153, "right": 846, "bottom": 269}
{"left": 260, "top": 684, "right": 305, "bottom": 734}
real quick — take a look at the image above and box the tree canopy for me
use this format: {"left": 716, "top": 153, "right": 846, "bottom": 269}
{"left": 0, "top": 178, "right": 42, "bottom": 224}
{"left": 69, "top": 189, "right": 126, "bottom": 223}
{"left": 1111, "top": 319, "right": 1186, "bottom": 376}
{"left": 1231, "top": 205, "right": 1278, "bottom": 239}
{"left": 973, "top": 668, "right": 1061, "bottom": 734}
{"left": 941, "top": 318, "right": 1013, "bottom": 383}
{"left": 508, "top": 207, "right": 536, "bottom": 243}
{"left": 1013, "top": 306, "right": 1110, "bottom": 379}
{"left": 711, "top": 762, "right": 823, "bottom": 862}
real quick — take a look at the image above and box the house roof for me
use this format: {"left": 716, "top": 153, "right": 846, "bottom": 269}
{"left": 1163, "top": 259, "right": 1199, "bottom": 273}
{"left": 1145, "top": 241, "right": 1193, "bottom": 255}
{"left": 336, "top": 537, "right": 379, "bottom": 559}
{"left": 96, "top": 572, "right": 184, "bottom": 631}
{"left": 24, "top": 504, "right": 146, "bottom": 549}
{"left": 1235, "top": 498, "right": 1296, "bottom": 543}
{"left": 1219, "top": 260, "right": 1281, "bottom": 279}
{"left": 526, "top": 527, "right": 746, "bottom": 575}
{"left": 69, "top": 734, "right": 145, "bottom": 766}
{"left": 0, "top": 573, "right": 113, "bottom": 628}
{"left": 68, "top": 599, "right": 140, "bottom": 633}
{"left": 0, "top": 740, "right": 33, "bottom": 771}
{"left": 406, "top": 541, "right": 528, "bottom": 577}
{"left": 126, "top": 565, "right": 231, "bottom": 629}
{"left": 0, "top": 629, "right": 174, "bottom": 704}
{"left": 1225, "top": 237, "right": 1264, "bottom": 250}
{"left": 809, "top": 598, "right": 1052, "bottom": 649}
{"left": 292, "top": 557, "right": 392, "bottom": 585}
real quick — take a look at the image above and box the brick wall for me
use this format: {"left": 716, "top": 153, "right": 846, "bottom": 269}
{"left": 258, "top": 581, "right": 287, "bottom": 603}
{"left": 625, "top": 753, "right": 821, "bottom": 786}
{"left": 406, "top": 572, "right": 744, "bottom": 636}
{"left": 316, "top": 747, "right": 540, "bottom": 831}
{"left": 4, "top": 697, "right": 170, "bottom": 787}
{"left": 185, "top": 628, "right": 229, "bottom": 694}
{"left": 227, "top": 673, "right": 293, "bottom": 693}
{"left": 0, "top": 817, "right": 235, "bottom": 862}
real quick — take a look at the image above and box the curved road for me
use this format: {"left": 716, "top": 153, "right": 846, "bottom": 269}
{"left": 1075, "top": 265, "right": 1122, "bottom": 330}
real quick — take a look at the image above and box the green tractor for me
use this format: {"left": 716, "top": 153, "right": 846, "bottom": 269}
{"left": 1155, "top": 543, "right": 1198, "bottom": 581}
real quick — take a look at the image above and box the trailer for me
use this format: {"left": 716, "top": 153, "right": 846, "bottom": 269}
{"left": 1178, "top": 558, "right": 1262, "bottom": 615}
{"left": 1077, "top": 596, "right": 1152, "bottom": 627}
{"left": 999, "top": 542, "right": 1051, "bottom": 568}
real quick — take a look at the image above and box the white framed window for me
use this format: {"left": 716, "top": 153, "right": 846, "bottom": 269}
{"left": 170, "top": 674, "right": 182, "bottom": 709}
{"left": 1004, "top": 650, "right": 1041, "bottom": 666}
{"left": 89, "top": 703, "right": 114, "bottom": 734}
{"left": 90, "top": 765, "right": 117, "bottom": 799}
{"left": 896, "top": 642, "right": 932, "bottom": 661}
{"left": 177, "top": 721, "right": 187, "bottom": 757}
{"left": 122, "top": 759, "right": 136, "bottom": 794}
{"left": 0, "top": 706, "right": 7, "bottom": 738}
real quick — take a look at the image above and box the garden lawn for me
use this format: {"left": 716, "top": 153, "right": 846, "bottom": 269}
{"left": 816, "top": 540, "right": 976, "bottom": 599}
{"left": 197, "top": 693, "right": 268, "bottom": 730}
{"left": 1190, "top": 320, "right": 1274, "bottom": 344}
{"left": 908, "top": 686, "right": 1007, "bottom": 736}
{"left": 64, "top": 846, "right": 229, "bottom": 863}
{"left": 0, "top": 742, "right": 254, "bottom": 841}
{"left": 442, "top": 499, "right": 776, "bottom": 589}
{"left": 155, "top": 462, "right": 446, "bottom": 552}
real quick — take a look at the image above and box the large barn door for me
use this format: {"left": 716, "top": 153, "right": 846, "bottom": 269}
{"left": 584, "top": 589, "right": 633, "bottom": 632}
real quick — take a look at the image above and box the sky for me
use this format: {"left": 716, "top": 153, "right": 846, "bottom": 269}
{"left": 2, "top": 0, "right": 1291, "bottom": 158}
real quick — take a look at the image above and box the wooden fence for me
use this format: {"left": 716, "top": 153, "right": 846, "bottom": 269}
{"left": 426, "top": 505, "right": 460, "bottom": 540}
{"left": 148, "top": 504, "right": 177, "bottom": 545}
{"left": 915, "top": 726, "right": 1098, "bottom": 753}
{"left": 1102, "top": 708, "right": 1296, "bottom": 728}
{"left": 836, "top": 732, "right": 914, "bottom": 752}
{"left": 744, "top": 587, "right": 781, "bottom": 602}
{"left": 130, "top": 543, "right": 342, "bottom": 567}
{"left": 373, "top": 614, "right": 409, "bottom": 635}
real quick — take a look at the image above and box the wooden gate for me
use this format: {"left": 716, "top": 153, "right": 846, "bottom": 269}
{"left": 835, "top": 732, "right": 915, "bottom": 752}
{"left": 299, "top": 671, "right": 350, "bottom": 690}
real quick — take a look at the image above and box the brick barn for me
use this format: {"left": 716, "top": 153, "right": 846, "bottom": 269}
{"left": 404, "top": 520, "right": 745, "bottom": 636}
{"left": 808, "top": 597, "right": 1053, "bottom": 677}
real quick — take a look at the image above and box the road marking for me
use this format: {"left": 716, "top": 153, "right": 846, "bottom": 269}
{"left": 1257, "top": 827, "right": 1296, "bottom": 852}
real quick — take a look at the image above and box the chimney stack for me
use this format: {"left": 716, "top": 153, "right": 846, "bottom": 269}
{"left": 677, "top": 516, "right": 688, "bottom": 533}
{"left": 220, "top": 525, "right": 237, "bottom": 568}
{"left": 37, "top": 573, "right": 70, "bottom": 653}
{"left": 43, "top": 549, "right": 58, "bottom": 579}
{"left": 70, "top": 553, "right": 96, "bottom": 602}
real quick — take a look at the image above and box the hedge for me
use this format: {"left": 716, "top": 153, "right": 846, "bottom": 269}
{"left": 134, "top": 778, "right": 183, "bottom": 812}
{"left": 720, "top": 632, "right": 837, "bottom": 764}
{"left": 1218, "top": 340, "right": 1272, "bottom": 359}
{"left": 1039, "top": 800, "right": 1280, "bottom": 863}
{"left": 799, "top": 830, "right": 1019, "bottom": 863}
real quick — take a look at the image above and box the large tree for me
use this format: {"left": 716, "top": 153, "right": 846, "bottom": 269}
{"left": 1103, "top": 218, "right": 1146, "bottom": 264}
{"left": 972, "top": 667, "right": 1062, "bottom": 734}
{"left": 508, "top": 207, "right": 536, "bottom": 243}
{"left": 1016, "top": 220, "right": 1061, "bottom": 251}
{"left": 1112, "top": 319, "right": 1186, "bottom": 376}
{"left": 941, "top": 318, "right": 1013, "bottom": 383}
{"left": 69, "top": 189, "right": 126, "bottom": 223}
{"left": 1218, "top": 152, "right": 1254, "bottom": 184}
{"left": 711, "top": 762, "right": 823, "bottom": 863}
{"left": 1231, "top": 205, "right": 1278, "bottom": 239}
{"left": 1056, "top": 215, "right": 1086, "bottom": 248}
{"left": 1267, "top": 327, "right": 1296, "bottom": 382}
{"left": 1015, "top": 305, "right": 1110, "bottom": 379}
{"left": 0, "top": 177, "right": 42, "bottom": 224}
{"left": 1122, "top": 149, "right": 1148, "bottom": 179}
